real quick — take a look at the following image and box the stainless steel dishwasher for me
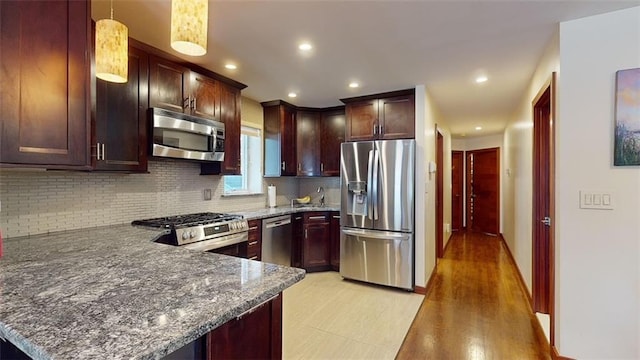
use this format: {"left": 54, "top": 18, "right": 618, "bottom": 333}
{"left": 261, "top": 214, "right": 293, "bottom": 266}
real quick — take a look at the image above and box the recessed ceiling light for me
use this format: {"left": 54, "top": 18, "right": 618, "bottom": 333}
{"left": 298, "top": 43, "right": 312, "bottom": 51}
{"left": 288, "top": 92, "right": 297, "bottom": 98}
{"left": 224, "top": 63, "right": 237, "bottom": 70}
{"left": 475, "top": 126, "right": 482, "bottom": 131}
{"left": 475, "top": 76, "right": 488, "bottom": 83}
{"left": 349, "top": 82, "right": 359, "bottom": 88}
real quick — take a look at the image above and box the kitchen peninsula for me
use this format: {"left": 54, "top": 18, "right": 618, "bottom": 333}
{"left": 0, "top": 225, "right": 305, "bottom": 359}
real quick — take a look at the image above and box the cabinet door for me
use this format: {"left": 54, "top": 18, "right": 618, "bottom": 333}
{"left": 379, "top": 94, "right": 415, "bottom": 139}
{"left": 320, "top": 109, "right": 345, "bottom": 176}
{"left": 207, "top": 293, "right": 282, "bottom": 360}
{"left": 94, "top": 45, "right": 149, "bottom": 172}
{"left": 1, "top": 0, "right": 90, "bottom": 167}
{"left": 296, "top": 111, "right": 321, "bottom": 176}
{"left": 149, "top": 55, "right": 190, "bottom": 113}
{"left": 303, "top": 212, "right": 331, "bottom": 271}
{"left": 220, "top": 84, "right": 241, "bottom": 174}
{"left": 281, "top": 105, "right": 297, "bottom": 176}
{"left": 345, "top": 100, "right": 378, "bottom": 142}
{"left": 330, "top": 212, "right": 340, "bottom": 270}
{"left": 291, "top": 215, "right": 304, "bottom": 268}
{"left": 247, "top": 219, "right": 262, "bottom": 261}
{"left": 263, "top": 105, "right": 282, "bottom": 177}
{"left": 191, "top": 72, "right": 219, "bottom": 120}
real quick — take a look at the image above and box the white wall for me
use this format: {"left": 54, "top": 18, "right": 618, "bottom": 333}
{"left": 451, "top": 134, "right": 502, "bottom": 151}
{"left": 503, "top": 30, "right": 560, "bottom": 296}
{"left": 556, "top": 7, "right": 640, "bottom": 358}
{"left": 415, "top": 85, "right": 450, "bottom": 287}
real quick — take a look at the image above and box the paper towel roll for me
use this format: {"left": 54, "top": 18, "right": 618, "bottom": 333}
{"left": 267, "top": 185, "right": 276, "bottom": 208}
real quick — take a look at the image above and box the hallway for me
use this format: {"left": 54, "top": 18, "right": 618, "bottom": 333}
{"left": 397, "top": 232, "right": 550, "bottom": 359}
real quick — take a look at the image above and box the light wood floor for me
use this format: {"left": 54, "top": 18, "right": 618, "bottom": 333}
{"left": 396, "top": 231, "right": 551, "bottom": 359}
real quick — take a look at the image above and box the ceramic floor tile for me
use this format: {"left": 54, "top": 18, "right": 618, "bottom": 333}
{"left": 283, "top": 272, "right": 424, "bottom": 359}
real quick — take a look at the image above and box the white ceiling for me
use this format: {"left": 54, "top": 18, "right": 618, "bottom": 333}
{"left": 92, "top": 0, "right": 639, "bottom": 138}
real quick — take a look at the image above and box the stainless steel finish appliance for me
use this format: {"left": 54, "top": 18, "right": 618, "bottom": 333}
{"left": 132, "top": 213, "right": 248, "bottom": 253}
{"left": 150, "top": 108, "right": 225, "bottom": 162}
{"left": 261, "top": 215, "right": 292, "bottom": 266}
{"left": 340, "top": 139, "right": 415, "bottom": 290}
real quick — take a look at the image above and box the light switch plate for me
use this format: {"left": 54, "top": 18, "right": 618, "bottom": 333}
{"left": 203, "top": 189, "right": 212, "bottom": 201}
{"left": 580, "top": 190, "right": 613, "bottom": 210}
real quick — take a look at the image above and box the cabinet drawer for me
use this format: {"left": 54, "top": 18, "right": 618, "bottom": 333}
{"left": 303, "top": 212, "right": 329, "bottom": 223}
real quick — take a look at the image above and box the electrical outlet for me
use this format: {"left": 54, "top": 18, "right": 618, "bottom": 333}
{"left": 203, "top": 189, "right": 212, "bottom": 201}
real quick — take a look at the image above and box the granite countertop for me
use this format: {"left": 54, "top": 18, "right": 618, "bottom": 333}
{"left": 233, "top": 205, "right": 340, "bottom": 220}
{"left": 0, "top": 225, "right": 305, "bottom": 360}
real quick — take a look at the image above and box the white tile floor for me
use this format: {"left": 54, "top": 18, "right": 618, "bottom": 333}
{"left": 282, "top": 272, "right": 424, "bottom": 360}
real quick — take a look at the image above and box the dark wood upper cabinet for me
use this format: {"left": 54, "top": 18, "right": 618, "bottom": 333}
{"left": 149, "top": 55, "right": 191, "bottom": 114}
{"left": 220, "top": 84, "right": 241, "bottom": 174}
{"left": 0, "top": 0, "right": 91, "bottom": 168}
{"left": 320, "top": 108, "right": 345, "bottom": 176}
{"left": 296, "top": 110, "right": 321, "bottom": 176}
{"left": 379, "top": 95, "right": 415, "bottom": 140}
{"left": 262, "top": 101, "right": 297, "bottom": 177}
{"left": 191, "top": 72, "right": 220, "bottom": 121}
{"left": 149, "top": 56, "right": 226, "bottom": 123}
{"left": 344, "top": 100, "right": 378, "bottom": 142}
{"left": 341, "top": 89, "right": 415, "bottom": 141}
{"left": 94, "top": 44, "right": 149, "bottom": 172}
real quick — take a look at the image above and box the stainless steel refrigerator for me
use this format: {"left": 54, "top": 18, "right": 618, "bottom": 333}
{"left": 340, "top": 139, "right": 415, "bottom": 290}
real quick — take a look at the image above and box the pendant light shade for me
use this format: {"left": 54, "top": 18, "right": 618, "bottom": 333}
{"left": 95, "top": 17, "right": 128, "bottom": 83}
{"left": 171, "top": 0, "right": 208, "bottom": 56}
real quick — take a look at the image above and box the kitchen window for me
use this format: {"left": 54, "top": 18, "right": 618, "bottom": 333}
{"left": 223, "top": 126, "right": 262, "bottom": 195}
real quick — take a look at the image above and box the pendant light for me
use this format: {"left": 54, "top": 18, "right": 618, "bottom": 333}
{"left": 95, "top": 0, "right": 128, "bottom": 83}
{"left": 171, "top": 0, "right": 208, "bottom": 56}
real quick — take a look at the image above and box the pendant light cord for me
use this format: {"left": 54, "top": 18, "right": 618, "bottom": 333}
{"left": 110, "top": 0, "right": 114, "bottom": 20}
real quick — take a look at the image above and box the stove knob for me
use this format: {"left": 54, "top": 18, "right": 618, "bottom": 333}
{"left": 181, "top": 232, "right": 189, "bottom": 240}
{"left": 189, "top": 230, "right": 196, "bottom": 239}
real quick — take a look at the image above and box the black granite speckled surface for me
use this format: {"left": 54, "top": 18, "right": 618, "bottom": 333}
{"left": 0, "top": 225, "right": 305, "bottom": 359}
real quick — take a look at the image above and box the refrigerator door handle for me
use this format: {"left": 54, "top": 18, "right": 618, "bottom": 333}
{"left": 367, "top": 149, "right": 375, "bottom": 220}
{"left": 372, "top": 149, "right": 380, "bottom": 220}
{"left": 342, "top": 228, "right": 411, "bottom": 240}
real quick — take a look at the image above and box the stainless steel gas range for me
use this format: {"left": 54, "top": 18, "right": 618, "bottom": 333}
{"left": 132, "top": 212, "right": 249, "bottom": 256}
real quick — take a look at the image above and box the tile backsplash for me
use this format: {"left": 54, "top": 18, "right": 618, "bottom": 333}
{"left": 0, "top": 160, "right": 329, "bottom": 238}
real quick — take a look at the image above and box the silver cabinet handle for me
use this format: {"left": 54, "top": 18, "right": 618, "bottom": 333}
{"left": 332, "top": 215, "right": 340, "bottom": 219}
{"left": 308, "top": 216, "right": 326, "bottom": 220}
{"left": 96, "top": 142, "right": 101, "bottom": 160}
{"left": 379, "top": 125, "right": 383, "bottom": 135}
{"left": 298, "top": 163, "right": 301, "bottom": 171}
{"left": 281, "top": 161, "right": 285, "bottom": 170}
{"left": 101, "top": 143, "right": 105, "bottom": 160}
{"left": 305, "top": 229, "right": 308, "bottom": 238}
{"left": 249, "top": 256, "right": 258, "bottom": 260}
{"left": 321, "top": 163, "right": 324, "bottom": 172}
{"left": 248, "top": 241, "right": 258, "bottom": 246}
{"left": 248, "top": 226, "right": 259, "bottom": 231}
{"left": 192, "top": 97, "right": 197, "bottom": 110}
{"left": 373, "top": 124, "right": 377, "bottom": 135}
{"left": 184, "top": 96, "right": 191, "bottom": 109}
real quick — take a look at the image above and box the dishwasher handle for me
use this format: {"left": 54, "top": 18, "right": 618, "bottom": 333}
{"left": 264, "top": 215, "right": 292, "bottom": 229}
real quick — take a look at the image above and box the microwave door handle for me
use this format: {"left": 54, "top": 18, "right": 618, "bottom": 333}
{"left": 153, "top": 115, "right": 213, "bottom": 136}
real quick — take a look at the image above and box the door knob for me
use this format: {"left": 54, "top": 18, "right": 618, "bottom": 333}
{"left": 541, "top": 217, "right": 551, "bottom": 226}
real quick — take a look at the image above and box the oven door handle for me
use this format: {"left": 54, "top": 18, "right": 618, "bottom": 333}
{"left": 154, "top": 115, "right": 214, "bottom": 136}
{"left": 183, "top": 232, "right": 248, "bottom": 252}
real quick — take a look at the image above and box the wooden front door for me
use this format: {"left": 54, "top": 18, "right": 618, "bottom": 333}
{"left": 532, "top": 74, "right": 555, "bottom": 316}
{"left": 451, "top": 151, "right": 464, "bottom": 231}
{"left": 466, "top": 148, "right": 500, "bottom": 235}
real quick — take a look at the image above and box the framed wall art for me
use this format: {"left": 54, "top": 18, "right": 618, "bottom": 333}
{"left": 614, "top": 68, "right": 640, "bottom": 166}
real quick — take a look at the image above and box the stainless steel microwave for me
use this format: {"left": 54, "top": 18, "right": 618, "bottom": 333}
{"left": 150, "top": 108, "right": 224, "bottom": 162}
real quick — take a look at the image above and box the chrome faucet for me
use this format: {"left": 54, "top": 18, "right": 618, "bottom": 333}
{"left": 317, "top": 186, "right": 325, "bottom": 207}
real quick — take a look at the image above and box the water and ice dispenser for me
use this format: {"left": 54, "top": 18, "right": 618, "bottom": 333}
{"left": 347, "top": 181, "right": 368, "bottom": 216}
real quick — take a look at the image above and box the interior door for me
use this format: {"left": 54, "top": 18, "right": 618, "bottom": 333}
{"left": 466, "top": 148, "right": 500, "bottom": 235}
{"left": 532, "top": 76, "right": 555, "bottom": 315}
{"left": 451, "top": 151, "right": 464, "bottom": 231}
{"left": 436, "top": 131, "right": 444, "bottom": 258}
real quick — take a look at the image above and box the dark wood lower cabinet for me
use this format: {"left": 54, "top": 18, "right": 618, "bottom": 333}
{"left": 302, "top": 212, "right": 331, "bottom": 272}
{"left": 291, "top": 214, "right": 304, "bottom": 268}
{"left": 207, "top": 293, "right": 282, "bottom": 360}
{"left": 330, "top": 212, "right": 340, "bottom": 271}
{"left": 247, "top": 219, "right": 262, "bottom": 261}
